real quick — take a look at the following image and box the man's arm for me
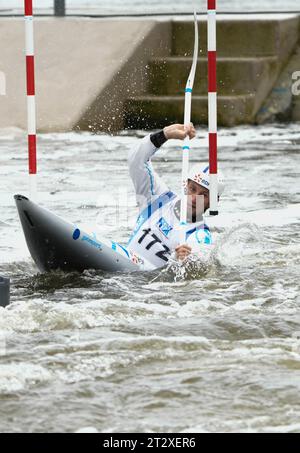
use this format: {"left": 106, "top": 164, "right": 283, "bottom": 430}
{"left": 128, "top": 124, "right": 196, "bottom": 209}
{"left": 128, "top": 131, "right": 169, "bottom": 210}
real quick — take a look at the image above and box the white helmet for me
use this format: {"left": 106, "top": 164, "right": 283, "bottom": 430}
{"left": 187, "top": 164, "right": 225, "bottom": 196}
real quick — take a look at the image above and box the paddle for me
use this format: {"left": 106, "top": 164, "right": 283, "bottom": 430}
{"left": 179, "top": 11, "right": 199, "bottom": 241}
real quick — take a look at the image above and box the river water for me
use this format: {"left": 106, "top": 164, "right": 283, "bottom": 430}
{"left": 0, "top": 123, "right": 300, "bottom": 433}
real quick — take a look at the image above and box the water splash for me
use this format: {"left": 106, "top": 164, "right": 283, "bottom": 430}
{"left": 157, "top": 223, "right": 265, "bottom": 282}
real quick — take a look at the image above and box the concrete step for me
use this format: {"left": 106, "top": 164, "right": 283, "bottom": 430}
{"left": 148, "top": 56, "right": 279, "bottom": 96}
{"left": 124, "top": 94, "right": 256, "bottom": 129}
{"left": 124, "top": 16, "right": 299, "bottom": 130}
{"left": 172, "top": 16, "right": 299, "bottom": 59}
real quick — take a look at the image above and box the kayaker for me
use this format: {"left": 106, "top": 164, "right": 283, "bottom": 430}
{"left": 127, "top": 123, "right": 225, "bottom": 269}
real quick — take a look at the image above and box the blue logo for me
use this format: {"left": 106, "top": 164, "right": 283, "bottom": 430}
{"left": 73, "top": 228, "right": 80, "bottom": 240}
{"left": 82, "top": 235, "right": 102, "bottom": 250}
{"left": 157, "top": 217, "right": 173, "bottom": 238}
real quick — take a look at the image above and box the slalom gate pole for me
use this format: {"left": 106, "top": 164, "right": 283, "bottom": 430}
{"left": 207, "top": 0, "right": 218, "bottom": 215}
{"left": 24, "top": 0, "right": 37, "bottom": 200}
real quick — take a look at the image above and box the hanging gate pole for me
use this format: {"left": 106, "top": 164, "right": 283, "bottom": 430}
{"left": 207, "top": 0, "right": 218, "bottom": 215}
{"left": 24, "top": 0, "right": 37, "bottom": 199}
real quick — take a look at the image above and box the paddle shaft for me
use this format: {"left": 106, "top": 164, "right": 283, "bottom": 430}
{"left": 180, "top": 12, "right": 199, "bottom": 238}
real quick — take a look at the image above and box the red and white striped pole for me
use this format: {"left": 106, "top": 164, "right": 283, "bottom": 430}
{"left": 207, "top": 0, "right": 218, "bottom": 215}
{"left": 24, "top": 0, "right": 37, "bottom": 199}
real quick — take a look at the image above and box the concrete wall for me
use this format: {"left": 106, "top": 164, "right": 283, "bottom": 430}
{"left": 0, "top": 14, "right": 299, "bottom": 133}
{"left": 256, "top": 45, "right": 300, "bottom": 123}
{"left": 292, "top": 44, "right": 300, "bottom": 121}
{"left": 0, "top": 17, "right": 171, "bottom": 132}
{"left": 77, "top": 20, "right": 171, "bottom": 132}
{"left": 126, "top": 14, "right": 300, "bottom": 129}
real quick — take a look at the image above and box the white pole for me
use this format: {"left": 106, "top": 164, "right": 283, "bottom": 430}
{"left": 24, "top": 0, "right": 37, "bottom": 200}
{"left": 207, "top": 0, "right": 218, "bottom": 215}
{"left": 180, "top": 11, "right": 199, "bottom": 241}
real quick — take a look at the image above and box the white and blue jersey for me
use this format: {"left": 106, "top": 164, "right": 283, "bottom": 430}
{"left": 127, "top": 133, "right": 212, "bottom": 270}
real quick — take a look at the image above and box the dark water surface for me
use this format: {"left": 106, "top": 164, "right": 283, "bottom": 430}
{"left": 0, "top": 124, "right": 300, "bottom": 433}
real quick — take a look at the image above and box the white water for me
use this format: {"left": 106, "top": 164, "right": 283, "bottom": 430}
{"left": 0, "top": 123, "right": 300, "bottom": 432}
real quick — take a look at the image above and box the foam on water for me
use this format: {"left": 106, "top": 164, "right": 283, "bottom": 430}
{"left": 0, "top": 363, "right": 51, "bottom": 395}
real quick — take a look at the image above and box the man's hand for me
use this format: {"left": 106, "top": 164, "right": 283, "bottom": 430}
{"left": 163, "top": 123, "right": 196, "bottom": 141}
{"left": 175, "top": 244, "right": 192, "bottom": 261}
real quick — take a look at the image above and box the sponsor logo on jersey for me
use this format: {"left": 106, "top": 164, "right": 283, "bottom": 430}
{"left": 157, "top": 217, "right": 173, "bottom": 238}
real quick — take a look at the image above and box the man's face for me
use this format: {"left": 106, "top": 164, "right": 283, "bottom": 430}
{"left": 187, "top": 179, "right": 209, "bottom": 218}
